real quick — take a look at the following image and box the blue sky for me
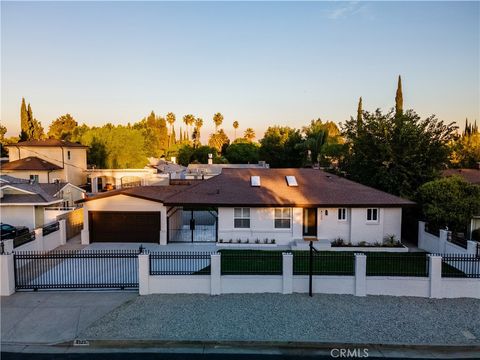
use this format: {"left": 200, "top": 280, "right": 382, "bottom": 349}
{"left": 1, "top": 1, "right": 479, "bottom": 140}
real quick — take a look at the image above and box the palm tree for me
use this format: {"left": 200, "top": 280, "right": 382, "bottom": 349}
{"left": 213, "top": 112, "right": 224, "bottom": 132}
{"left": 233, "top": 121, "right": 239, "bottom": 139}
{"left": 166, "top": 112, "right": 176, "bottom": 132}
{"left": 183, "top": 114, "right": 195, "bottom": 140}
{"left": 193, "top": 117, "right": 203, "bottom": 148}
{"left": 244, "top": 128, "right": 255, "bottom": 142}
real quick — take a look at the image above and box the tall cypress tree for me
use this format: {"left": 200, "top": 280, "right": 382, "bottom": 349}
{"left": 395, "top": 75, "right": 403, "bottom": 117}
{"left": 357, "top": 96, "right": 363, "bottom": 129}
{"left": 19, "top": 98, "right": 29, "bottom": 140}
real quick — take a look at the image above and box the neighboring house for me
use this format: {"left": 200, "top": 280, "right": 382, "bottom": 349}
{"left": 85, "top": 168, "right": 167, "bottom": 193}
{"left": 442, "top": 167, "right": 480, "bottom": 239}
{"left": 186, "top": 161, "right": 269, "bottom": 180}
{"left": 3, "top": 139, "right": 88, "bottom": 186}
{"left": 0, "top": 175, "right": 85, "bottom": 229}
{"left": 78, "top": 168, "right": 413, "bottom": 246}
{"left": 150, "top": 158, "right": 187, "bottom": 180}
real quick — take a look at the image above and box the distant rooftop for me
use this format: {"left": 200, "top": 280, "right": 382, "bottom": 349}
{"left": 1, "top": 156, "right": 62, "bottom": 171}
{"left": 442, "top": 168, "right": 480, "bottom": 185}
{"left": 5, "top": 139, "right": 88, "bottom": 148}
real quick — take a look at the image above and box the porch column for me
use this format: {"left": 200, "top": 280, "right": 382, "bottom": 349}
{"left": 91, "top": 177, "right": 99, "bottom": 193}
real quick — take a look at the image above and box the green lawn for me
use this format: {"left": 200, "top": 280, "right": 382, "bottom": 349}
{"left": 217, "top": 250, "right": 467, "bottom": 277}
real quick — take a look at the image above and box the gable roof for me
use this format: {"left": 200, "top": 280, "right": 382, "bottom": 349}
{"left": 0, "top": 181, "right": 65, "bottom": 205}
{"left": 442, "top": 168, "right": 480, "bottom": 185}
{"left": 164, "top": 168, "right": 415, "bottom": 207}
{"left": 5, "top": 139, "right": 88, "bottom": 148}
{"left": 1, "top": 156, "right": 62, "bottom": 171}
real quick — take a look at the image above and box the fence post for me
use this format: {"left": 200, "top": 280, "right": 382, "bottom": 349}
{"left": 59, "top": 219, "right": 67, "bottom": 245}
{"left": 0, "top": 254, "right": 15, "bottom": 296}
{"left": 210, "top": 253, "right": 221, "bottom": 295}
{"left": 429, "top": 255, "right": 442, "bottom": 299}
{"left": 439, "top": 230, "right": 448, "bottom": 254}
{"left": 354, "top": 253, "right": 367, "bottom": 297}
{"left": 34, "top": 228, "right": 43, "bottom": 251}
{"left": 138, "top": 253, "right": 150, "bottom": 295}
{"left": 282, "top": 252, "right": 293, "bottom": 294}
{"left": 466, "top": 241, "right": 477, "bottom": 255}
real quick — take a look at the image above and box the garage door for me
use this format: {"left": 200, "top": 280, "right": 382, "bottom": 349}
{"left": 89, "top": 211, "right": 160, "bottom": 243}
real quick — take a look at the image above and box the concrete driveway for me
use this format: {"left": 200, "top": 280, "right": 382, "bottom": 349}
{"left": 1, "top": 292, "right": 137, "bottom": 345}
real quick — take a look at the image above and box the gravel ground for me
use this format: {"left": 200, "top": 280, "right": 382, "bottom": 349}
{"left": 81, "top": 294, "right": 480, "bottom": 345}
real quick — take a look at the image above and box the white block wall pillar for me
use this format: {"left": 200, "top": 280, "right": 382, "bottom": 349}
{"left": 210, "top": 254, "right": 221, "bottom": 295}
{"left": 429, "top": 255, "right": 442, "bottom": 299}
{"left": 467, "top": 241, "right": 478, "bottom": 255}
{"left": 3, "top": 239, "right": 14, "bottom": 254}
{"left": 81, "top": 207, "right": 90, "bottom": 245}
{"left": 439, "top": 230, "right": 448, "bottom": 254}
{"left": 0, "top": 254, "right": 15, "bottom": 296}
{"left": 138, "top": 253, "right": 150, "bottom": 295}
{"left": 59, "top": 219, "right": 67, "bottom": 245}
{"left": 354, "top": 253, "right": 367, "bottom": 297}
{"left": 34, "top": 228, "right": 43, "bottom": 251}
{"left": 282, "top": 252, "right": 293, "bottom": 294}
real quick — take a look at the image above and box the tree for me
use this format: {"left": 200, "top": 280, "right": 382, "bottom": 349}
{"left": 342, "top": 108, "right": 457, "bottom": 198}
{"left": 357, "top": 97, "right": 363, "bottom": 129}
{"left": 166, "top": 112, "right": 176, "bottom": 131}
{"left": 450, "top": 131, "right": 480, "bottom": 168}
{"left": 259, "top": 126, "right": 304, "bottom": 168}
{"left": 418, "top": 176, "right": 480, "bottom": 233}
{"left": 166, "top": 112, "right": 176, "bottom": 148}
{"left": 233, "top": 121, "right": 239, "bottom": 139}
{"left": 213, "top": 112, "right": 224, "bottom": 132}
{"left": 208, "top": 129, "right": 230, "bottom": 154}
{"left": 225, "top": 141, "right": 260, "bottom": 164}
{"left": 192, "top": 118, "right": 204, "bottom": 148}
{"left": 133, "top": 111, "right": 168, "bottom": 158}
{"left": 48, "top": 114, "right": 78, "bottom": 140}
{"left": 0, "top": 124, "right": 8, "bottom": 157}
{"left": 244, "top": 128, "right": 256, "bottom": 142}
{"left": 177, "top": 145, "right": 219, "bottom": 166}
{"left": 183, "top": 114, "right": 195, "bottom": 140}
{"left": 395, "top": 75, "right": 403, "bottom": 117}
{"left": 19, "top": 99, "right": 44, "bottom": 140}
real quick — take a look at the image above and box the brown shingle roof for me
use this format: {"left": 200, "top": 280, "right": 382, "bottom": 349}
{"left": 78, "top": 184, "right": 197, "bottom": 204}
{"left": 164, "top": 168, "right": 415, "bottom": 207}
{"left": 5, "top": 139, "right": 88, "bottom": 148}
{"left": 1, "top": 156, "right": 62, "bottom": 171}
{"left": 442, "top": 168, "right": 480, "bottom": 185}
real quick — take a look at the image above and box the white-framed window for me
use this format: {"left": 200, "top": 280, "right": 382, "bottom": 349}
{"left": 29, "top": 174, "right": 39, "bottom": 183}
{"left": 366, "top": 208, "right": 379, "bottom": 222}
{"left": 338, "top": 208, "right": 347, "bottom": 221}
{"left": 274, "top": 208, "right": 291, "bottom": 229}
{"left": 234, "top": 207, "right": 250, "bottom": 228}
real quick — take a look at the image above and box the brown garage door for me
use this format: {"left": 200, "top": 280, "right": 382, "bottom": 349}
{"left": 89, "top": 211, "right": 160, "bottom": 243}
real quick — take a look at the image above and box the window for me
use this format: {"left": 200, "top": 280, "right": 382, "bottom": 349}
{"left": 274, "top": 208, "right": 291, "bottom": 228}
{"left": 234, "top": 208, "right": 250, "bottom": 228}
{"left": 367, "top": 208, "right": 379, "bottom": 222}
{"left": 67, "top": 151, "right": 71, "bottom": 160}
{"left": 338, "top": 208, "right": 347, "bottom": 221}
{"left": 29, "top": 175, "right": 39, "bottom": 183}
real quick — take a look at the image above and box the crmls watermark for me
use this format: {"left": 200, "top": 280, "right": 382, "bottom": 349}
{"left": 330, "top": 348, "right": 369, "bottom": 358}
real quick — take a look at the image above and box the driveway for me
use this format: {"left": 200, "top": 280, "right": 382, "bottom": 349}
{"left": 1, "top": 292, "right": 137, "bottom": 344}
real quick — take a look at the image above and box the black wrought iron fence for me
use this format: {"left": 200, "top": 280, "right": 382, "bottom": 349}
{"left": 14, "top": 250, "right": 139, "bottom": 290}
{"left": 440, "top": 254, "right": 480, "bottom": 278}
{"left": 366, "top": 253, "right": 429, "bottom": 277}
{"left": 293, "top": 252, "right": 355, "bottom": 275}
{"left": 13, "top": 231, "right": 36, "bottom": 248}
{"left": 149, "top": 252, "right": 212, "bottom": 275}
{"left": 424, "top": 223, "right": 440, "bottom": 237}
{"left": 42, "top": 222, "right": 59, "bottom": 236}
{"left": 449, "top": 233, "right": 468, "bottom": 249}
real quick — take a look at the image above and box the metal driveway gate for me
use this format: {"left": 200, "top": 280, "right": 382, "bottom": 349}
{"left": 14, "top": 250, "right": 139, "bottom": 290}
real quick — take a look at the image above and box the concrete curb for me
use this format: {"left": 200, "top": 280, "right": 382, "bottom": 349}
{"left": 2, "top": 340, "right": 480, "bottom": 359}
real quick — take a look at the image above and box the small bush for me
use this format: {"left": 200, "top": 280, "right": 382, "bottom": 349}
{"left": 331, "top": 238, "right": 345, "bottom": 247}
{"left": 383, "top": 234, "right": 401, "bottom": 247}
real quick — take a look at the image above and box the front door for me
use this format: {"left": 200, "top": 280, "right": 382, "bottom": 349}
{"left": 303, "top": 208, "right": 317, "bottom": 237}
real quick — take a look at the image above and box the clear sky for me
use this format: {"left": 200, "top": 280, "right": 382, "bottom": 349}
{"left": 1, "top": 1, "right": 479, "bottom": 140}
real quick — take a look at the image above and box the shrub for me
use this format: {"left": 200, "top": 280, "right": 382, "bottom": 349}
{"left": 331, "top": 238, "right": 345, "bottom": 247}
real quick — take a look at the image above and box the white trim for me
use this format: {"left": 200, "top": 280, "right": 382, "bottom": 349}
{"left": 0, "top": 200, "right": 63, "bottom": 206}
{"left": 0, "top": 185, "right": 37, "bottom": 195}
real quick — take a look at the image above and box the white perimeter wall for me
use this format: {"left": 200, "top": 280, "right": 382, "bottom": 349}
{"left": 81, "top": 194, "right": 167, "bottom": 245}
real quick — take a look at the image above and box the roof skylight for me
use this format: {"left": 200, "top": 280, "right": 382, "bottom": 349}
{"left": 250, "top": 176, "right": 261, "bottom": 187}
{"left": 286, "top": 176, "right": 298, "bottom": 187}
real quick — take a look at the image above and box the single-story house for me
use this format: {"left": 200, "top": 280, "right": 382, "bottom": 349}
{"left": 78, "top": 168, "right": 414, "bottom": 246}
{"left": 0, "top": 175, "right": 85, "bottom": 229}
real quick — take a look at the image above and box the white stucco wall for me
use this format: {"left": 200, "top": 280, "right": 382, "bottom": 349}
{"left": 350, "top": 208, "right": 402, "bottom": 244}
{"left": 0, "top": 206, "right": 36, "bottom": 229}
{"left": 317, "top": 208, "right": 351, "bottom": 241}
{"left": 217, "top": 207, "right": 303, "bottom": 245}
{"left": 0, "top": 170, "right": 64, "bottom": 183}
{"left": 81, "top": 194, "right": 166, "bottom": 245}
